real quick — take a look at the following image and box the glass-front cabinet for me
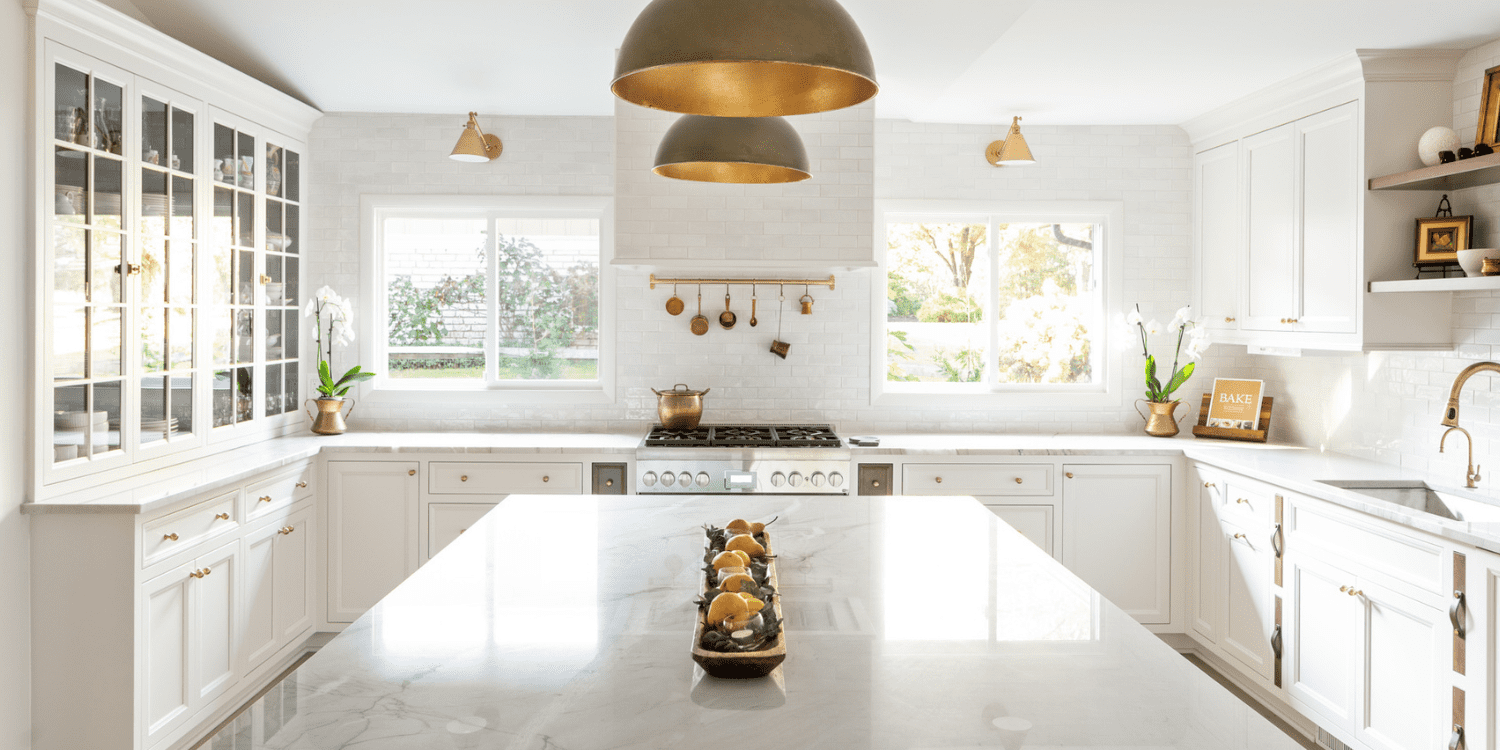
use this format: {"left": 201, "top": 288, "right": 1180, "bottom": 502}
{"left": 41, "top": 42, "right": 309, "bottom": 486}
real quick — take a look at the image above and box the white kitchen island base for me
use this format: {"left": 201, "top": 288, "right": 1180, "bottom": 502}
{"left": 195, "top": 494, "right": 1303, "bottom": 750}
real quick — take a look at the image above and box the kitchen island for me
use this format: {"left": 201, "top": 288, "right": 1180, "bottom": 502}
{"left": 202, "top": 494, "right": 1301, "bottom": 749}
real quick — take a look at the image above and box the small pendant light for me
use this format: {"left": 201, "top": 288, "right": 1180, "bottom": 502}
{"left": 612, "top": 0, "right": 878, "bottom": 118}
{"left": 985, "top": 116, "right": 1036, "bottom": 166}
{"left": 653, "top": 115, "right": 812, "bottom": 184}
{"left": 449, "top": 112, "right": 503, "bottom": 162}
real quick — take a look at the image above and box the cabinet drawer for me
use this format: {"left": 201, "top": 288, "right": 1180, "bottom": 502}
{"left": 858, "top": 464, "right": 892, "bottom": 495}
{"left": 1289, "top": 501, "right": 1442, "bottom": 595}
{"left": 1221, "top": 475, "right": 1275, "bottom": 526}
{"left": 903, "top": 463, "right": 1052, "bottom": 496}
{"left": 244, "top": 463, "right": 314, "bottom": 522}
{"left": 142, "top": 491, "right": 239, "bottom": 566}
{"left": 428, "top": 503, "right": 499, "bottom": 560}
{"left": 428, "top": 462, "right": 583, "bottom": 495}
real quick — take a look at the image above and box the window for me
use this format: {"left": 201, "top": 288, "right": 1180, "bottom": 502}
{"left": 876, "top": 201, "right": 1121, "bottom": 406}
{"left": 363, "top": 196, "right": 612, "bottom": 399}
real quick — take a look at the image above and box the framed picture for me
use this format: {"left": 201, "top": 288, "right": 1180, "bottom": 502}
{"left": 1206, "top": 378, "right": 1264, "bottom": 430}
{"left": 1479, "top": 64, "right": 1500, "bottom": 149}
{"left": 1415, "top": 215, "right": 1472, "bottom": 265}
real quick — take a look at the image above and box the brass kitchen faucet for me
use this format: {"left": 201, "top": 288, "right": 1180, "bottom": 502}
{"left": 1439, "top": 361, "right": 1500, "bottom": 488}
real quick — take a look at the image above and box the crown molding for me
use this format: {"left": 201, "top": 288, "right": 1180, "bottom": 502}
{"left": 1355, "top": 48, "right": 1465, "bottom": 82}
{"left": 26, "top": 0, "right": 322, "bottom": 136}
{"left": 1181, "top": 52, "right": 1362, "bottom": 149}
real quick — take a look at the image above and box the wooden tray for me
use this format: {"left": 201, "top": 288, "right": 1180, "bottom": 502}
{"left": 1190, "top": 393, "right": 1272, "bottom": 443}
{"left": 691, "top": 530, "right": 786, "bottom": 679}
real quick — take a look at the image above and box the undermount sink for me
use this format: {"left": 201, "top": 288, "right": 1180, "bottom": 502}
{"left": 1319, "top": 480, "right": 1500, "bottom": 523}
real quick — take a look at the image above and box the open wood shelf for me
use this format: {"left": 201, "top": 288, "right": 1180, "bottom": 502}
{"left": 1368, "top": 276, "right": 1500, "bottom": 293}
{"left": 1368, "top": 152, "right": 1500, "bottom": 191}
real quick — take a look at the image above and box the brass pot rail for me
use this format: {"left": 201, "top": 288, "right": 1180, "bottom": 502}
{"left": 649, "top": 274, "right": 835, "bottom": 291}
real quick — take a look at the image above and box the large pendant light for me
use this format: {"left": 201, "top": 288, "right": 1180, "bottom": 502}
{"left": 653, "top": 115, "right": 811, "bottom": 183}
{"left": 612, "top": 0, "right": 878, "bottom": 118}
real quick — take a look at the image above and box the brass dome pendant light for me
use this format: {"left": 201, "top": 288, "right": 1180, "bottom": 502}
{"left": 653, "top": 115, "right": 811, "bottom": 183}
{"left": 612, "top": 0, "right": 878, "bottom": 117}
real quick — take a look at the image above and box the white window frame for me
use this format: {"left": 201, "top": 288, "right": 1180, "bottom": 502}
{"left": 359, "top": 194, "right": 615, "bottom": 406}
{"left": 871, "top": 200, "right": 1125, "bottom": 409}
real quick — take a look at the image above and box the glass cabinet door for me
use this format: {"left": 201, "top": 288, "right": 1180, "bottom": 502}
{"left": 51, "top": 61, "right": 126, "bottom": 465}
{"left": 137, "top": 91, "right": 199, "bottom": 447}
{"left": 210, "top": 122, "right": 257, "bottom": 429}
{"left": 263, "top": 141, "right": 300, "bottom": 416}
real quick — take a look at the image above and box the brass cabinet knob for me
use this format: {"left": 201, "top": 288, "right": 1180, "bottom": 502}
{"left": 202, "top": 567, "right": 211, "bottom": 576}
{"left": 1233, "top": 532, "right": 1247, "bottom": 540}
{"left": 1014, "top": 477, "right": 1023, "bottom": 484}
{"left": 1236, "top": 497, "right": 1250, "bottom": 504}
{"left": 295, "top": 481, "right": 308, "bottom": 488}
{"left": 408, "top": 469, "right": 416, "bottom": 476}
{"left": 543, "top": 476, "right": 550, "bottom": 483}
{"left": 1225, "top": 317, "right": 1236, "bottom": 322}
{"left": 214, "top": 513, "right": 229, "bottom": 521}
{"left": 258, "top": 495, "right": 272, "bottom": 503}
{"left": 278, "top": 526, "right": 295, "bottom": 535}
{"left": 1340, "top": 586, "right": 1349, "bottom": 593}
{"left": 461, "top": 475, "right": 468, "bottom": 482}
{"left": 1289, "top": 318, "right": 1299, "bottom": 324}
{"left": 935, "top": 477, "right": 943, "bottom": 484}
{"left": 1065, "top": 472, "right": 1074, "bottom": 479}
{"left": 605, "top": 479, "right": 614, "bottom": 486}
{"left": 189, "top": 569, "right": 204, "bottom": 579}
{"left": 259, "top": 274, "right": 271, "bottom": 285}
{"left": 163, "top": 532, "right": 178, "bottom": 541}
{"left": 459, "top": 529, "right": 467, "bottom": 535}
{"left": 1347, "top": 588, "right": 1363, "bottom": 597}
{"left": 872, "top": 480, "right": 881, "bottom": 488}
{"left": 1204, "top": 482, "right": 1216, "bottom": 488}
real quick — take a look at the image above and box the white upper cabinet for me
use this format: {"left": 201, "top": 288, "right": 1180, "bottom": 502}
{"left": 31, "top": 1, "right": 321, "bottom": 497}
{"left": 1185, "top": 51, "right": 1454, "bottom": 352}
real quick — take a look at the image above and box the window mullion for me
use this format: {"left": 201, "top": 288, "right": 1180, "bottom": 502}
{"left": 484, "top": 216, "right": 499, "bottom": 385}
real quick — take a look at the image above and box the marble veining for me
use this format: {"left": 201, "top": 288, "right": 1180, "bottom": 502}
{"left": 203, "top": 495, "right": 1303, "bottom": 750}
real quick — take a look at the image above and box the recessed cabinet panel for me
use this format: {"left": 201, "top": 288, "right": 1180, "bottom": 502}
{"left": 981, "top": 503, "right": 1055, "bottom": 559}
{"left": 1223, "top": 521, "right": 1273, "bottom": 680}
{"left": 192, "top": 541, "right": 238, "bottom": 705}
{"left": 1243, "top": 123, "right": 1298, "bottom": 332}
{"left": 1297, "top": 103, "right": 1359, "bottom": 335}
{"left": 1061, "top": 464, "right": 1172, "bottom": 624}
{"left": 143, "top": 564, "right": 192, "bottom": 743}
{"left": 428, "top": 503, "right": 499, "bottom": 560}
{"left": 1360, "top": 583, "right": 1442, "bottom": 750}
{"left": 327, "top": 461, "right": 419, "bottom": 623}
{"left": 1191, "top": 469, "right": 1224, "bottom": 644}
{"left": 428, "top": 462, "right": 583, "bottom": 495}
{"left": 274, "top": 505, "right": 314, "bottom": 641}
{"left": 1290, "top": 556, "right": 1360, "bottom": 730}
{"left": 1195, "top": 142, "right": 1241, "bottom": 332}
{"left": 902, "top": 463, "right": 1052, "bottom": 496}
{"left": 240, "top": 523, "right": 278, "bottom": 672}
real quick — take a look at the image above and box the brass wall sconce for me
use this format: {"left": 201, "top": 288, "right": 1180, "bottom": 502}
{"left": 985, "top": 116, "right": 1035, "bottom": 166}
{"left": 449, "top": 112, "right": 503, "bottom": 162}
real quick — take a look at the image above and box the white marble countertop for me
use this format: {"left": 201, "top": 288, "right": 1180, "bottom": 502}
{"left": 199, "top": 494, "right": 1306, "bottom": 750}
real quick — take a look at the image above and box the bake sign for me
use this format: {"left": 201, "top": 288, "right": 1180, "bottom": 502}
{"left": 1206, "top": 378, "right": 1264, "bottom": 430}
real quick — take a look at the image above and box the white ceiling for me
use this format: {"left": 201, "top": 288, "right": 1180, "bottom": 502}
{"left": 115, "top": 0, "right": 1500, "bottom": 125}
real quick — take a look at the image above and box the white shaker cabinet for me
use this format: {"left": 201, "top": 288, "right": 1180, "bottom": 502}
{"left": 241, "top": 503, "right": 314, "bottom": 672}
{"left": 141, "top": 539, "right": 239, "bottom": 748}
{"left": 327, "top": 460, "right": 420, "bottom": 623}
{"left": 1242, "top": 121, "right": 1299, "bottom": 333}
{"left": 1289, "top": 553, "right": 1362, "bottom": 731}
{"left": 984, "top": 504, "right": 1055, "bottom": 558}
{"left": 1061, "top": 464, "right": 1172, "bottom": 624}
{"left": 1189, "top": 467, "right": 1224, "bottom": 643}
{"left": 1194, "top": 141, "right": 1242, "bottom": 333}
{"left": 1221, "top": 518, "right": 1275, "bottom": 681}
{"left": 275, "top": 505, "right": 315, "bottom": 641}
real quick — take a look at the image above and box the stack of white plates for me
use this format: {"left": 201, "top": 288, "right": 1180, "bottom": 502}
{"left": 140, "top": 417, "right": 179, "bottom": 435}
{"left": 54, "top": 410, "right": 107, "bottom": 431}
{"left": 141, "top": 193, "right": 168, "bottom": 216}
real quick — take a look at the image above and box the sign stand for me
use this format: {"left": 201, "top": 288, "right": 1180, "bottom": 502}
{"left": 1191, "top": 393, "right": 1272, "bottom": 443}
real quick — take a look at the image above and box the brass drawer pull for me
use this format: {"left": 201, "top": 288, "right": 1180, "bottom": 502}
{"left": 871, "top": 480, "right": 881, "bottom": 488}
{"left": 1224, "top": 317, "right": 1236, "bottom": 322}
{"left": 543, "top": 475, "right": 550, "bottom": 483}
{"left": 1233, "top": 532, "right": 1247, "bottom": 540}
{"left": 605, "top": 479, "right": 614, "bottom": 487}
{"left": 278, "top": 526, "right": 295, "bottom": 535}
{"left": 1014, "top": 477, "right": 1023, "bottom": 484}
{"left": 162, "top": 533, "right": 178, "bottom": 541}
{"left": 408, "top": 469, "right": 416, "bottom": 476}
{"left": 934, "top": 477, "right": 942, "bottom": 484}
{"left": 461, "top": 475, "right": 468, "bottom": 482}
{"left": 1236, "top": 497, "right": 1250, "bottom": 505}
{"left": 1452, "top": 590, "right": 1467, "bottom": 637}
{"left": 1204, "top": 482, "right": 1216, "bottom": 488}
{"left": 258, "top": 495, "right": 272, "bottom": 503}
{"left": 214, "top": 513, "right": 229, "bottom": 521}
{"left": 1340, "top": 586, "right": 1363, "bottom": 597}
{"left": 189, "top": 569, "right": 204, "bottom": 579}
{"left": 1065, "top": 472, "right": 1074, "bottom": 479}
{"left": 295, "top": 481, "right": 307, "bottom": 488}
{"left": 458, "top": 528, "right": 467, "bottom": 535}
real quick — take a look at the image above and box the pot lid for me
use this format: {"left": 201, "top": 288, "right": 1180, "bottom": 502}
{"left": 653, "top": 383, "right": 710, "bottom": 396}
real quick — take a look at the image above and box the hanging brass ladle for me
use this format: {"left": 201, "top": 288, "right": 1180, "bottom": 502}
{"left": 749, "top": 285, "right": 758, "bottom": 327}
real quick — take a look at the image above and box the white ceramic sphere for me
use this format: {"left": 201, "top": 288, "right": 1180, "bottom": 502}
{"left": 1418, "top": 126, "right": 1460, "bottom": 166}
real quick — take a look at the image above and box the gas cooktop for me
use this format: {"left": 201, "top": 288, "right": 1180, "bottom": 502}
{"left": 641, "top": 424, "right": 842, "bottom": 449}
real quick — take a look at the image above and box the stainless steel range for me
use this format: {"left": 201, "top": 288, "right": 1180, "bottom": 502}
{"left": 636, "top": 424, "right": 850, "bottom": 494}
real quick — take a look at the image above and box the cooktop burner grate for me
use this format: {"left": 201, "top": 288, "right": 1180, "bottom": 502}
{"left": 642, "top": 424, "right": 842, "bottom": 448}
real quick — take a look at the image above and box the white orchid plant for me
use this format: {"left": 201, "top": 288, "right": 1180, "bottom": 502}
{"left": 1127, "top": 303, "right": 1211, "bottom": 404}
{"left": 304, "top": 286, "right": 373, "bottom": 399}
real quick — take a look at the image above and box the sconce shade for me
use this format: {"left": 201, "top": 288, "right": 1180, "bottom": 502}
{"left": 612, "top": 0, "right": 878, "bottom": 117}
{"left": 986, "top": 116, "right": 1035, "bottom": 166}
{"left": 450, "top": 112, "right": 503, "bottom": 162}
{"left": 653, "top": 115, "right": 811, "bottom": 184}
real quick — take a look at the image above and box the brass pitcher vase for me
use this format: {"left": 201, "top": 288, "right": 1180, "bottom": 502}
{"left": 1135, "top": 399, "right": 1182, "bottom": 438}
{"left": 307, "top": 397, "right": 354, "bottom": 435}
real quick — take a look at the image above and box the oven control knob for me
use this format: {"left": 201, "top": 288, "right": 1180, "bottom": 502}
{"left": 829, "top": 472, "right": 845, "bottom": 488}
{"left": 788, "top": 472, "right": 804, "bottom": 487}
{"left": 642, "top": 472, "right": 658, "bottom": 487}
{"left": 811, "top": 472, "right": 826, "bottom": 487}
{"left": 678, "top": 472, "right": 692, "bottom": 487}
{"left": 661, "top": 472, "right": 676, "bottom": 486}
{"left": 695, "top": 472, "right": 710, "bottom": 487}
{"left": 770, "top": 472, "right": 786, "bottom": 487}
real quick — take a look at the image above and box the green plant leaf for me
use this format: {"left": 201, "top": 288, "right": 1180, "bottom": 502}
{"left": 318, "top": 358, "right": 333, "bottom": 387}
{"left": 1164, "top": 362, "right": 1196, "bottom": 397}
